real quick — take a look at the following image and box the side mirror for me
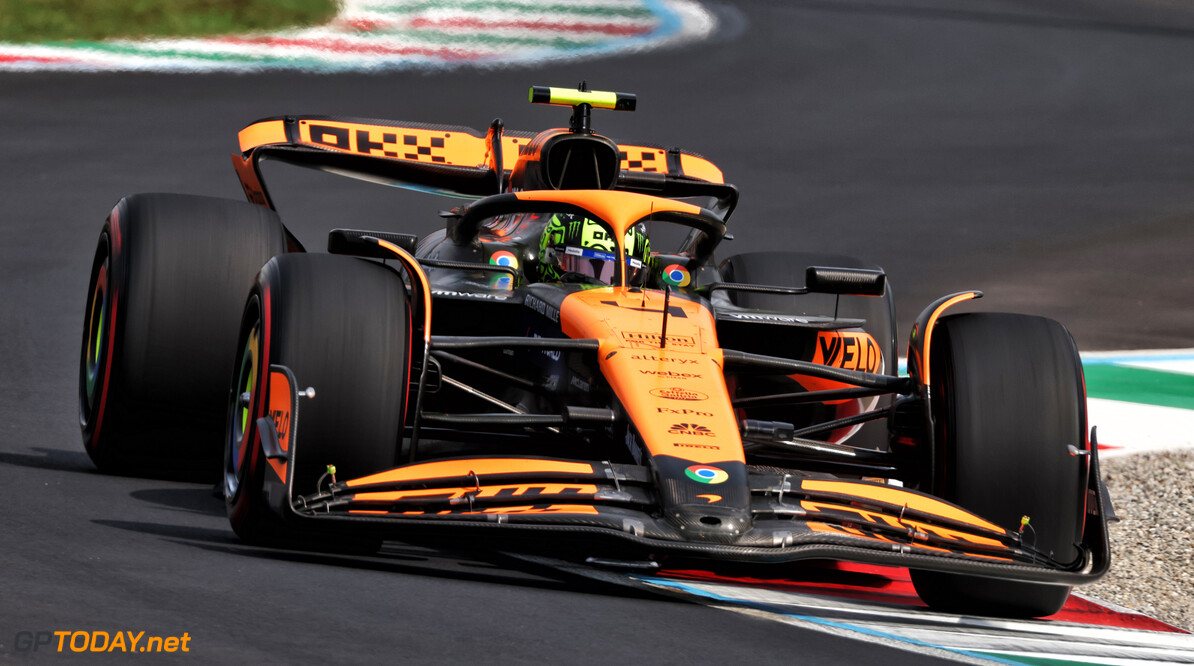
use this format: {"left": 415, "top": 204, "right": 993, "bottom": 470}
{"left": 328, "top": 228, "right": 418, "bottom": 258}
{"left": 805, "top": 266, "right": 886, "bottom": 296}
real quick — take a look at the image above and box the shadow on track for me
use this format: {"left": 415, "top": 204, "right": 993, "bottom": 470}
{"left": 0, "top": 446, "right": 95, "bottom": 473}
{"left": 91, "top": 518, "right": 670, "bottom": 603}
{"left": 129, "top": 486, "right": 227, "bottom": 517}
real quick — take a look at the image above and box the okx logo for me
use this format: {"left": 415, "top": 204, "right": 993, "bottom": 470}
{"left": 668, "top": 423, "right": 715, "bottom": 437}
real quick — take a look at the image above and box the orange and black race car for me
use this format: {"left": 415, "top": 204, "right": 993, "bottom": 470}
{"left": 79, "top": 84, "right": 1111, "bottom": 618}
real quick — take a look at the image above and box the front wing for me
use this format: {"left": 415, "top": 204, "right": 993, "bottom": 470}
{"left": 257, "top": 364, "right": 1110, "bottom": 586}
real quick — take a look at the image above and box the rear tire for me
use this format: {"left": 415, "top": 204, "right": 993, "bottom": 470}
{"left": 224, "top": 253, "right": 411, "bottom": 549}
{"left": 79, "top": 194, "right": 287, "bottom": 479}
{"left": 911, "top": 313, "right": 1088, "bottom": 617}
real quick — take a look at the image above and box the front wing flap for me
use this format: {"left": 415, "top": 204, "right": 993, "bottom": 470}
{"left": 263, "top": 445, "right": 1109, "bottom": 587}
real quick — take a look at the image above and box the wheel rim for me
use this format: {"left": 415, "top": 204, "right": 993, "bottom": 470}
{"left": 225, "top": 297, "right": 261, "bottom": 498}
{"left": 84, "top": 263, "right": 108, "bottom": 408}
{"left": 80, "top": 236, "right": 111, "bottom": 430}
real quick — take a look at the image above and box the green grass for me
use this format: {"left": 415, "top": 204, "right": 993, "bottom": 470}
{"left": 0, "top": 0, "right": 340, "bottom": 43}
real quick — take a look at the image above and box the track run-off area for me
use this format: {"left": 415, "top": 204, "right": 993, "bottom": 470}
{"left": 0, "top": 0, "right": 716, "bottom": 71}
{"left": 1084, "top": 350, "right": 1194, "bottom": 458}
{"left": 3, "top": 0, "right": 1194, "bottom": 663}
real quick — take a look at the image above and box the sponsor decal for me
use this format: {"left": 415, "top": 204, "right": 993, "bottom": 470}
{"left": 657, "top": 407, "right": 713, "bottom": 417}
{"left": 621, "top": 331, "right": 696, "bottom": 349}
{"left": 265, "top": 368, "right": 295, "bottom": 482}
{"left": 662, "top": 263, "right": 691, "bottom": 287}
{"left": 801, "top": 501, "right": 1006, "bottom": 547}
{"left": 432, "top": 289, "right": 512, "bottom": 301}
{"left": 487, "top": 251, "right": 518, "bottom": 291}
{"left": 626, "top": 429, "right": 644, "bottom": 464}
{"left": 650, "top": 387, "right": 708, "bottom": 401}
{"left": 639, "top": 369, "right": 702, "bottom": 379}
{"left": 489, "top": 273, "right": 514, "bottom": 291}
{"left": 814, "top": 331, "right": 882, "bottom": 373}
{"left": 358, "top": 484, "right": 596, "bottom": 503}
{"left": 489, "top": 250, "right": 519, "bottom": 269}
{"left": 723, "top": 312, "right": 808, "bottom": 324}
{"left": 267, "top": 369, "right": 293, "bottom": 451}
{"left": 524, "top": 294, "right": 560, "bottom": 322}
{"left": 306, "top": 123, "right": 460, "bottom": 165}
{"left": 684, "top": 464, "right": 729, "bottom": 485}
{"left": 530, "top": 333, "right": 562, "bottom": 361}
{"left": 569, "top": 375, "right": 591, "bottom": 392}
{"left": 630, "top": 354, "right": 698, "bottom": 365}
{"left": 673, "top": 442, "right": 719, "bottom": 450}
{"left": 668, "top": 423, "right": 715, "bottom": 437}
{"left": 472, "top": 504, "right": 599, "bottom": 515}
{"left": 268, "top": 408, "right": 291, "bottom": 443}
{"left": 696, "top": 494, "right": 722, "bottom": 504}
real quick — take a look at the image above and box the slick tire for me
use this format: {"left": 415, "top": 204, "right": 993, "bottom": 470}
{"left": 224, "top": 253, "right": 411, "bottom": 550}
{"left": 79, "top": 194, "right": 288, "bottom": 480}
{"left": 911, "top": 313, "right": 1089, "bottom": 618}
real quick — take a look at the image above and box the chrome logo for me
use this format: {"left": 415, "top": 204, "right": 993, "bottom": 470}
{"left": 662, "top": 263, "right": 691, "bottom": 287}
{"left": 684, "top": 464, "right": 729, "bottom": 484}
{"left": 489, "top": 250, "right": 519, "bottom": 269}
{"left": 488, "top": 273, "right": 513, "bottom": 291}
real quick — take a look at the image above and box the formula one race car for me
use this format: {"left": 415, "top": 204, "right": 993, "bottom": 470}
{"left": 79, "top": 84, "right": 1111, "bottom": 618}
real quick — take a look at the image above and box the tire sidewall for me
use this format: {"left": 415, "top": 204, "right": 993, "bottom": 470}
{"left": 80, "top": 211, "right": 124, "bottom": 466}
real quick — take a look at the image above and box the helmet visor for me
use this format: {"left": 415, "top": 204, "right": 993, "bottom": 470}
{"left": 554, "top": 246, "right": 647, "bottom": 285}
{"left": 559, "top": 245, "right": 619, "bottom": 283}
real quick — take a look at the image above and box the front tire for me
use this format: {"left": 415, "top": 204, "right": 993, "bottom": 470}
{"left": 79, "top": 194, "right": 287, "bottom": 479}
{"left": 911, "top": 313, "right": 1089, "bottom": 617}
{"left": 224, "top": 253, "right": 411, "bottom": 548}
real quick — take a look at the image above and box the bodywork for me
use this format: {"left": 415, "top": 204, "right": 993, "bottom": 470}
{"left": 232, "top": 94, "right": 1110, "bottom": 587}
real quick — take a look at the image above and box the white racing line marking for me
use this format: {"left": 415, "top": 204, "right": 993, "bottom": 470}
{"left": 1082, "top": 349, "right": 1194, "bottom": 457}
{"left": 1087, "top": 397, "right": 1193, "bottom": 457}
{"left": 633, "top": 577, "right": 1194, "bottom": 665}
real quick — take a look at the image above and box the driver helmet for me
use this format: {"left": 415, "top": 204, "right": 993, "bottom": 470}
{"left": 537, "top": 214, "right": 653, "bottom": 285}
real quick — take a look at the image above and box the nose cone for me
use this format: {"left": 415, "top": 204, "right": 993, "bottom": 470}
{"left": 655, "top": 456, "right": 751, "bottom": 544}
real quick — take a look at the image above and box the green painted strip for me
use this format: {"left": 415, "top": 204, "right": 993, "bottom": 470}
{"left": 1084, "top": 364, "right": 1194, "bottom": 410}
{"left": 362, "top": 1, "right": 654, "bottom": 19}
{"left": 969, "top": 651, "right": 1111, "bottom": 666}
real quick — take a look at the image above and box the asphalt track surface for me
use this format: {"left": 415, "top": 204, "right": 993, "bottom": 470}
{"left": 3, "top": 0, "right": 1194, "bottom": 662}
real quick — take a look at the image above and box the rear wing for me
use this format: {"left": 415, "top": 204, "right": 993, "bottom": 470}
{"left": 232, "top": 115, "right": 739, "bottom": 219}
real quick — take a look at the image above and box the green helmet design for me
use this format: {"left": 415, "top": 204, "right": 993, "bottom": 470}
{"left": 623, "top": 223, "right": 653, "bottom": 286}
{"left": 537, "top": 214, "right": 652, "bottom": 285}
